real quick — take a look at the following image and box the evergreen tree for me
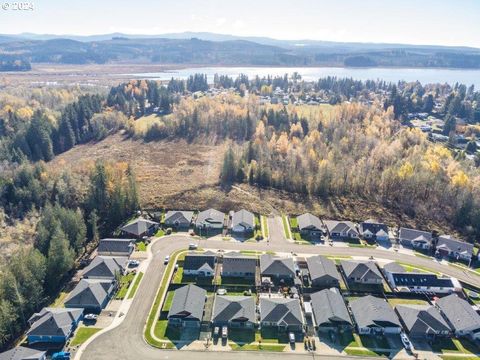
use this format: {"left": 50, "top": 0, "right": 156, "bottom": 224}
{"left": 46, "top": 223, "right": 74, "bottom": 293}
{"left": 221, "top": 148, "right": 236, "bottom": 183}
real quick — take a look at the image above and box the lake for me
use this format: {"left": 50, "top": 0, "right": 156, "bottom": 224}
{"left": 130, "top": 66, "right": 480, "bottom": 88}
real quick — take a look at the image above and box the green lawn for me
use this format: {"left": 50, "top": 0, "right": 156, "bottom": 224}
{"left": 116, "top": 272, "right": 136, "bottom": 300}
{"left": 127, "top": 272, "right": 144, "bottom": 299}
{"left": 344, "top": 348, "right": 388, "bottom": 357}
{"left": 162, "top": 291, "right": 174, "bottom": 311}
{"left": 281, "top": 214, "right": 291, "bottom": 239}
{"left": 70, "top": 327, "right": 101, "bottom": 346}
{"left": 155, "top": 229, "right": 165, "bottom": 237}
{"left": 396, "top": 261, "right": 440, "bottom": 274}
{"left": 136, "top": 241, "right": 147, "bottom": 251}
{"left": 289, "top": 216, "right": 298, "bottom": 230}
{"left": 261, "top": 215, "right": 269, "bottom": 237}
{"left": 230, "top": 344, "right": 286, "bottom": 351}
{"left": 50, "top": 291, "right": 69, "bottom": 308}
{"left": 387, "top": 298, "right": 428, "bottom": 306}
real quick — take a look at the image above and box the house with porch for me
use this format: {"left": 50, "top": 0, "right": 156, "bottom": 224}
{"left": 260, "top": 298, "right": 304, "bottom": 333}
{"left": 26, "top": 308, "right": 83, "bottom": 344}
{"left": 167, "top": 284, "right": 207, "bottom": 328}
{"left": 350, "top": 296, "right": 402, "bottom": 335}
{"left": 212, "top": 296, "right": 256, "bottom": 329}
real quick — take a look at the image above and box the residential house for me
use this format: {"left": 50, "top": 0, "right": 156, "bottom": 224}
{"left": 64, "top": 279, "right": 116, "bottom": 313}
{"left": 164, "top": 210, "right": 194, "bottom": 230}
{"left": 183, "top": 251, "right": 216, "bottom": 277}
{"left": 167, "top": 284, "right": 207, "bottom": 328}
{"left": 97, "top": 238, "right": 135, "bottom": 257}
{"left": 27, "top": 308, "right": 83, "bottom": 344}
{"left": 230, "top": 209, "right": 255, "bottom": 234}
{"left": 195, "top": 208, "right": 225, "bottom": 232}
{"left": 436, "top": 294, "right": 480, "bottom": 340}
{"left": 340, "top": 260, "right": 383, "bottom": 285}
{"left": 259, "top": 254, "right": 296, "bottom": 284}
{"left": 435, "top": 235, "right": 473, "bottom": 262}
{"left": 399, "top": 227, "right": 432, "bottom": 250}
{"left": 310, "top": 288, "right": 352, "bottom": 332}
{"left": 359, "top": 219, "right": 389, "bottom": 242}
{"left": 221, "top": 253, "right": 256, "bottom": 278}
{"left": 82, "top": 256, "right": 127, "bottom": 280}
{"left": 0, "top": 347, "right": 46, "bottom": 360}
{"left": 212, "top": 296, "right": 256, "bottom": 329}
{"left": 306, "top": 255, "right": 340, "bottom": 288}
{"left": 260, "top": 298, "right": 304, "bottom": 332}
{"left": 395, "top": 305, "right": 451, "bottom": 339}
{"left": 323, "top": 220, "right": 358, "bottom": 240}
{"left": 297, "top": 213, "right": 323, "bottom": 239}
{"left": 120, "top": 217, "right": 159, "bottom": 238}
{"left": 350, "top": 296, "right": 402, "bottom": 335}
{"left": 383, "top": 262, "right": 462, "bottom": 294}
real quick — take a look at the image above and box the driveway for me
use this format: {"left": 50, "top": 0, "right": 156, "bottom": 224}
{"left": 79, "top": 234, "right": 479, "bottom": 360}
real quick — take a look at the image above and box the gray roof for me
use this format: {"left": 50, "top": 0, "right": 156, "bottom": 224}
{"left": 260, "top": 298, "right": 304, "bottom": 326}
{"left": 323, "top": 220, "right": 358, "bottom": 235}
{"left": 27, "top": 308, "right": 83, "bottom": 337}
{"left": 121, "top": 218, "right": 158, "bottom": 236}
{"left": 350, "top": 296, "right": 401, "bottom": 329}
{"left": 306, "top": 255, "right": 340, "bottom": 282}
{"left": 260, "top": 254, "right": 295, "bottom": 277}
{"left": 183, "top": 251, "right": 216, "bottom": 272}
{"left": 399, "top": 228, "right": 432, "bottom": 242}
{"left": 212, "top": 296, "right": 256, "bottom": 323}
{"left": 436, "top": 294, "right": 480, "bottom": 333}
{"left": 311, "top": 288, "right": 352, "bottom": 326}
{"left": 341, "top": 260, "right": 382, "bottom": 282}
{"left": 297, "top": 213, "right": 322, "bottom": 231}
{"left": 0, "top": 347, "right": 46, "bottom": 360}
{"left": 64, "top": 279, "right": 114, "bottom": 308}
{"left": 97, "top": 238, "right": 134, "bottom": 255}
{"left": 195, "top": 208, "right": 225, "bottom": 226}
{"left": 360, "top": 220, "right": 388, "bottom": 236}
{"left": 436, "top": 235, "right": 473, "bottom": 257}
{"left": 168, "top": 284, "right": 207, "bottom": 321}
{"left": 222, "top": 253, "right": 256, "bottom": 274}
{"left": 82, "top": 256, "right": 127, "bottom": 279}
{"left": 396, "top": 305, "right": 451, "bottom": 335}
{"left": 164, "top": 211, "right": 194, "bottom": 224}
{"left": 231, "top": 209, "right": 255, "bottom": 229}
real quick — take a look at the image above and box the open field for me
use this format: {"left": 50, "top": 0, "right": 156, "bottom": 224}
{"left": 48, "top": 133, "right": 464, "bottom": 236}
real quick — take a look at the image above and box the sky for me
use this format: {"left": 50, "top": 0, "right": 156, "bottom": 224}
{"left": 0, "top": 0, "right": 479, "bottom": 47}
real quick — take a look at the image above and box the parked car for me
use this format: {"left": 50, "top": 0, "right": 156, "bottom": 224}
{"left": 128, "top": 260, "right": 140, "bottom": 268}
{"left": 189, "top": 243, "right": 198, "bottom": 250}
{"left": 52, "top": 352, "right": 71, "bottom": 360}
{"left": 289, "top": 332, "right": 295, "bottom": 343}
{"left": 400, "top": 333, "right": 413, "bottom": 352}
{"left": 217, "top": 288, "right": 227, "bottom": 295}
{"left": 166, "top": 228, "right": 172, "bottom": 235}
{"left": 222, "top": 326, "right": 228, "bottom": 339}
{"left": 164, "top": 255, "right": 170, "bottom": 264}
{"left": 84, "top": 313, "right": 98, "bottom": 321}
{"left": 213, "top": 326, "right": 220, "bottom": 338}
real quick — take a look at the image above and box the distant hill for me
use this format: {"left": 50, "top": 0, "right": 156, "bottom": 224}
{"left": 1, "top": 32, "right": 480, "bottom": 70}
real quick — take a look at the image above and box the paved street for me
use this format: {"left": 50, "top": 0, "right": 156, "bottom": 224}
{"left": 78, "top": 217, "right": 480, "bottom": 360}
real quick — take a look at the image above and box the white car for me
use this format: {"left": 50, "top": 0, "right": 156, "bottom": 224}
{"left": 221, "top": 326, "right": 228, "bottom": 339}
{"left": 164, "top": 255, "right": 170, "bottom": 264}
{"left": 400, "top": 333, "right": 413, "bottom": 352}
{"left": 188, "top": 243, "right": 198, "bottom": 250}
{"left": 84, "top": 314, "right": 98, "bottom": 321}
{"left": 217, "top": 288, "right": 227, "bottom": 295}
{"left": 128, "top": 260, "right": 140, "bottom": 267}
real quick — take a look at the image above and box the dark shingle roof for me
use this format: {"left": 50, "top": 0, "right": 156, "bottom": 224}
{"left": 97, "top": 238, "right": 134, "bottom": 255}
{"left": 222, "top": 253, "right": 256, "bottom": 274}
{"left": 399, "top": 228, "right": 432, "bottom": 242}
{"left": 297, "top": 213, "right": 322, "bottom": 231}
{"left": 64, "top": 279, "right": 114, "bottom": 308}
{"left": 260, "top": 254, "right": 295, "bottom": 277}
{"left": 436, "top": 294, "right": 480, "bottom": 332}
{"left": 391, "top": 273, "right": 454, "bottom": 288}
{"left": 231, "top": 209, "right": 255, "bottom": 229}
{"left": 323, "top": 220, "right": 358, "bottom": 235}
{"left": 27, "top": 308, "right": 83, "bottom": 337}
{"left": 120, "top": 218, "right": 158, "bottom": 236}
{"left": 260, "top": 298, "right": 304, "bottom": 327}
{"left": 195, "top": 209, "right": 225, "bottom": 226}
{"left": 212, "top": 296, "right": 256, "bottom": 323}
{"left": 311, "top": 288, "right": 352, "bottom": 327}
{"left": 82, "top": 256, "right": 127, "bottom": 279}
{"left": 0, "top": 347, "right": 46, "bottom": 360}
{"left": 436, "top": 235, "right": 473, "bottom": 257}
{"left": 396, "top": 305, "right": 450, "bottom": 335}
{"left": 341, "top": 260, "right": 382, "bottom": 282}
{"left": 350, "top": 296, "right": 401, "bottom": 329}
{"left": 183, "top": 252, "right": 216, "bottom": 272}
{"left": 164, "top": 211, "right": 194, "bottom": 224}
{"left": 306, "top": 255, "right": 340, "bottom": 282}
{"left": 167, "top": 284, "right": 207, "bottom": 320}
{"left": 360, "top": 220, "right": 388, "bottom": 236}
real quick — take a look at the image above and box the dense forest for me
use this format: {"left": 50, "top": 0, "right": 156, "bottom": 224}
{"left": 1, "top": 36, "right": 480, "bottom": 69}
